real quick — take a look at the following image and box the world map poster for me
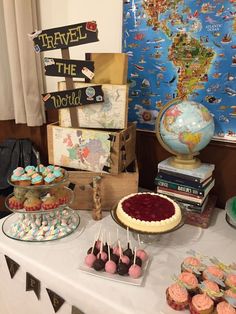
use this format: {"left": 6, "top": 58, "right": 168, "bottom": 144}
{"left": 123, "top": 0, "right": 236, "bottom": 142}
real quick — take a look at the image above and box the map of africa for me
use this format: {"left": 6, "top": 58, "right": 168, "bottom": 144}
{"left": 123, "top": 0, "right": 236, "bottom": 142}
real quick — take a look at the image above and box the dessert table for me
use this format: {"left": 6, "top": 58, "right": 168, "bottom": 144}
{"left": 0, "top": 208, "right": 234, "bottom": 314}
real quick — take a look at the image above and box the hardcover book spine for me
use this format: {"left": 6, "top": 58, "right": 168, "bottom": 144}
{"left": 156, "top": 172, "right": 211, "bottom": 189}
{"left": 155, "top": 179, "right": 205, "bottom": 196}
{"left": 157, "top": 169, "right": 204, "bottom": 183}
{"left": 156, "top": 187, "right": 205, "bottom": 205}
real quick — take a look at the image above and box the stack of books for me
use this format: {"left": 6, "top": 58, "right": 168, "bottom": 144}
{"left": 155, "top": 158, "right": 215, "bottom": 214}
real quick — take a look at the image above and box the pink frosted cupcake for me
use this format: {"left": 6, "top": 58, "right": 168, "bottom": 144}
{"left": 225, "top": 274, "right": 236, "bottom": 290}
{"left": 178, "top": 272, "right": 199, "bottom": 296}
{"left": 224, "top": 289, "right": 236, "bottom": 308}
{"left": 202, "top": 266, "right": 225, "bottom": 287}
{"left": 189, "top": 293, "right": 214, "bottom": 314}
{"left": 181, "top": 256, "right": 205, "bottom": 277}
{"left": 166, "top": 283, "right": 189, "bottom": 311}
{"left": 199, "top": 280, "right": 223, "bottom": 303}
{"left": 215, "top": 301, "right": 236, "bottom": 314}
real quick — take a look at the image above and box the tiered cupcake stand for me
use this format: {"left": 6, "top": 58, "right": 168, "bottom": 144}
{"left": 2, "top": 172, "right": 80, "bottom": 242}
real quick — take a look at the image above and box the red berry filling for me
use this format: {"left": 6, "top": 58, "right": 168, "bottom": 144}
{"left": 122, "top": 194, "right": 175, "bottom": 221}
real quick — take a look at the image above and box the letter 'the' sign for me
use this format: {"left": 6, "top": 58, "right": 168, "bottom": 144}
{"left": 29, "top": 21, "right": 99, "bottom": 53}
{"left": 44, "top": 58, "right": 95, "bottom": 79}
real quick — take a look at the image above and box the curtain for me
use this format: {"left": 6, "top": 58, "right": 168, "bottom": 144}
{"left": 0, "top": 0, "right": 45, "bottom": 126}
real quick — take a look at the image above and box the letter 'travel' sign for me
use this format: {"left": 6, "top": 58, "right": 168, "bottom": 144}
{"left": 30, "top": 21, "right": 98, "bottom": 53}
{"left": 42, "top": 85, "right": 104, "bottom": 110}
{"left": 44, "top": 58, "right": 95, "bottom": 80}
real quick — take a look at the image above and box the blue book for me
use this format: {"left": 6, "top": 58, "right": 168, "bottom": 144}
{"left": 158, "top": 158, "right": 215, "bottom": 183}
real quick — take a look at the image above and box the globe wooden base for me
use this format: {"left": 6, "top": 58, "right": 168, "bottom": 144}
{"left": 169, "top": 155, "right": 201, "bottom": 169}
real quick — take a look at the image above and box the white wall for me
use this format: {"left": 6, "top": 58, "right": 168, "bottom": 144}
{"left": 38, "top": 0, "right": 123, "bottom": 91}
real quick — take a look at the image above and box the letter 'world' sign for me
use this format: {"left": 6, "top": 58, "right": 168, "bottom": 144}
{"left": 44, "top": 58, "right": 95, "bottom": 79}
{"left": 30, "top": 21, "right": 98, "bottom": 52}
{"left": 42, "top": 86, "right": 104, "bottom": 110}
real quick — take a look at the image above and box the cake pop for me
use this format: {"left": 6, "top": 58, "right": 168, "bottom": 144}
{"left": 85, "top": 236, "right": 97, "bottom": 267}
{"left": 129, "top": 247, "right": 142, "bottom": 279}
{"left": 123, "top": 227, "right": 133, "bottom": 259}
{"left": 117, "top": 240, "right": 129, "bottom": 276}
{"left": 136, "top": 234, "right": 148, "bottom": 261}
{"left": 136, "top": 249, "right": 148, "bottom": 262}
{"left": 87, "top": 246, "right": 99, "bottom": 256}
{"left": 105, "top": 233, "right": 117, "bottom": 274}
{"left": 113, "top": 228, "right": 121, "bottom": 256}
{"left": 93, "top": 236, "right": 105, "bottom": 271}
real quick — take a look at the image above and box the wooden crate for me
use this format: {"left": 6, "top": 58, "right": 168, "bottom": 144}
{"left": 58, "top": 81, "right": 129, "bottom": 130}
{"left": 85, "top": 53, "right": 128, "bottom": 85}
{"left": 68, "top": 161, "right": 139, "bottom": 210}
{"left": 47, "top": 122, "right": 136, "bottom": 174}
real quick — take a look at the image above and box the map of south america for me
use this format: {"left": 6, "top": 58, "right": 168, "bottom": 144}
{"left": 123, "top": 0, "right": 236, "bottom": 141}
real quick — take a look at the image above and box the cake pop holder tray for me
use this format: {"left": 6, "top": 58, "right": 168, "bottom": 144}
{"left": 2, "top": 209, "right": 80, "bottom": 242}
{"left": 110, "top": 206, "right": 185, "bottom": 244}
{"left": 78, "top": 257, "right": 150, "bottom": 286}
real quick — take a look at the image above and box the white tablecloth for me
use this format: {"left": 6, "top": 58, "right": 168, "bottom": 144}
{"left": 0, "top": 209, "right": 235, "bottom": 314}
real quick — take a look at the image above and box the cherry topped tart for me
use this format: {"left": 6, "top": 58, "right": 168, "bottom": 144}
{"left": 116, "top": 192, "right": 182, "bottom": 233}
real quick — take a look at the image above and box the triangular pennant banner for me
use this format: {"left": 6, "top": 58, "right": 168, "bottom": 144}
{"left": 72, "top": 305, "right": 85, "bottom": 314}
{"left": 46, "top": 288, "right": 65, "bottom": 313}
{"left": 4, "top": 255, "right": 20, "bottom": 279}
{"left": 68, "top": 182, "right": 76, "bottom": 191}
{"left": 102, "top": 165, "right": 110, "bottom": 173}
{"left": 26, "top": 272, "right": 41, "bottom": 300}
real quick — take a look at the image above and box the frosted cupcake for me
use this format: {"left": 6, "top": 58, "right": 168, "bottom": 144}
{"left": 13, "top": 167, "right": 25, "bottom": 176}
{"left": 47, "top": 165, "right": 55, "bottom": 172}
{"left": 8, "top": 196, "right": 25, "bottom": 210}
{"left": 178, "top": 272, "right": 199, "bottom": 296}
{"left": 225, "top": 274, "right": 236, "bottom": 290}
{"left": 224, "top": 289, "right": 236, "bottom": 308}
{"left": 42, "top": 196, "right": 59, "bottom": 210}
{"left": 31, "top": 174, "right": 43, "bottom": 186}
{"left": 53, "top": 169, "right": 64, "bottom": 182}
{"left": 36, "top": 164, "right": 46, "bottom": 174}
{"left": 166, "top": 283, "right": 189, "bottom": 311}
{"left": 10, "top": 174, "right": 21, "bottom": 185}
{"left": 202, "top": 266, "right": 225, "bottom": 287}
{"left": 44, "top": 173, "right": 56, "bottom": 185}
{"left": 189, "top": 293, "right": 214, "bottom": 314}
{"left": 181, "top": 256, "right": 205, "bottom": 277}
{"left": 199, "top": 280, "right": 223, "bottom": 303}
{"left": 18, "top": 174, "right": 31, "bottom": 186}
{"left": 24, "top": 197, "right": 42, "bottom": 211}
{"left": 215, "top": 301, "right": 236, "bottom": 314}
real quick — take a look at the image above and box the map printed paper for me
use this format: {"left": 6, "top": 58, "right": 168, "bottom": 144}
{"left": 123, "top": 0, "right": 236, "bottom": 142}
{"left": 59, "top": 82, "right": 128, "bottom": 129}
{"left": 52, "top": 126, "right": 111, "bottom": 172}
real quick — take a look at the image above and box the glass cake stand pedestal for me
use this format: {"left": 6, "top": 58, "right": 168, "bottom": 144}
{"left": 3, "top": 172, "right": 80, "bottom": 242}
{"left": 110, "top": 206, "right": 185, "bottom": 244}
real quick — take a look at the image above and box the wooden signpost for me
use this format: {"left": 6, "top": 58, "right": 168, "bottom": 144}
{"left": 29, "top": 21, "right": 100, "bottom": 127}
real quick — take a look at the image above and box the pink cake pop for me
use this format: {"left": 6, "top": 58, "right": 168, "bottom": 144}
{"left": 118, "top": 241, "right": 130, "bottom": 265}
{"left": 97, "top": 234, "right": 108, "bottom": 262}
{"left": 113, "top": 228, "right": 121, "bottom": 256}
{"left": 137, "top": 234, "right": 148, "bottom": 261}
{"left": 136, "top": 249, "right": 148, "bottom": 262}
{"left": 129, "top": 247, "right": 142, "bottom": 279}
{"left": 95, "top": 226, "right": 102, "bottom": 250}
{"left": 105, "top": 233, "right": 117, "bottom": 274}
{"left": 85, "top": 236, "right": 97, "bottom": 267}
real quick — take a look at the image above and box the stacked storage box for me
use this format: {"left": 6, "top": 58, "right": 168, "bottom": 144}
{"left": 47, "top": 53, "right": 138, "bottom": 210}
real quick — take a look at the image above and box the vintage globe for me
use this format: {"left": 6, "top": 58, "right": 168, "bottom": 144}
{"left": 156, "top": 99, "right": 215, "bottom": 169}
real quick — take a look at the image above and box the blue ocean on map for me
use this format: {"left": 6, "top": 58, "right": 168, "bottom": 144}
{"left": 123, "top": 0, "right": 236, "bottom": 142}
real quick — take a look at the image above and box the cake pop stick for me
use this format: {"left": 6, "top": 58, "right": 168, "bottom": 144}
{"left": 129, "top": 247, "right": 142, "bottom": 278}
{"left": 119, "top": 240, "right": 130, "bottom": 265}
{"left": 105, "top": 232, "right": 117, "bottom": 274}
{"left": 95, "top": 225, "right": 102, "bottom": 250}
